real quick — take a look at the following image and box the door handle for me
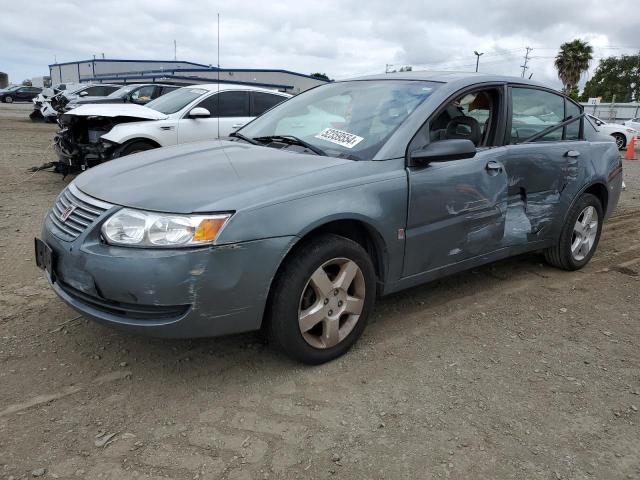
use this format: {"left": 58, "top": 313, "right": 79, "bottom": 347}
{"left": 485, "top": 161, "right": 503, "bottom": 173}
{"left": 565, "top": 150, "right": 580, "bottom": 158}
{"left": 232, "top": 124, "right": 245, "bottom": 129}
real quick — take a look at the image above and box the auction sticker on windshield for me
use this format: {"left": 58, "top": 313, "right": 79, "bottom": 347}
{"left": 315, "top": 128, "right": 364, "bottom": 149}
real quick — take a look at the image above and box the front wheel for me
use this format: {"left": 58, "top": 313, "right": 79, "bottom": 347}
{"left": 544, "top": 193, "right": 603, "bottom": 270}
{"left": 119, "top": 140, "right": 156, "bottom": 157}
{"left": 4, "top": 96, "right": 13, "bottom": 103}
{"left": 266, "top": 234, "right": 376, "bottom": 364}
{"left": 612, "top": 133, "right": 626, "bottom": 150}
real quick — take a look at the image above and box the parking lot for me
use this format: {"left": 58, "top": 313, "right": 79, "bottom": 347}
{"left": 1, "top": 102, "right": 639, "bottom": 479}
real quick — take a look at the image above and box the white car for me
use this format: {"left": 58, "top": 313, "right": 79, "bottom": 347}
{"left": 624, "top": 117, "right": 640, "bottom": 132}
{"left": 586, "top": 114, "right": 637, "bottom": 150}
{"left": 54, "top": 84, "right": 291, "bottom": 171}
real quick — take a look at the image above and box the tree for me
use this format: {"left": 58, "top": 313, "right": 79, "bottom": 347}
{"left": 21, "top": 79, "right": 32, "bottom": 86}
{"left": 580, "top": 54, "right": 640, "bottom": 102}
{"left": 310, "top": 73, "right": 331, "bottom": 82}
{"left": 554, "top": 39, "right": 593, "bottom": 94}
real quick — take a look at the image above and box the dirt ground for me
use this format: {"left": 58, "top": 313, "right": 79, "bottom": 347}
{"left": 1, "top": 103, "right": 639, "bottom": 480}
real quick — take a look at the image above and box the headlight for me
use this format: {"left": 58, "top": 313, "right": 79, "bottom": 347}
{"left": 101, "top": 208, "right": 231, "bottom": 247}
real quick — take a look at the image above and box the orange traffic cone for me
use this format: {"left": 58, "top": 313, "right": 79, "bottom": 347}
{"left": 625, "top": 136, "right": 637, "bottom": 160}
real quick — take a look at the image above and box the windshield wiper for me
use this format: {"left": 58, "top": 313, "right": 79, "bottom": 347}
{"left": 253, "top": 135, "right": 327, "bottom": 156}
{"left": 228, "top": 131, "right": 260, "bottom": 145}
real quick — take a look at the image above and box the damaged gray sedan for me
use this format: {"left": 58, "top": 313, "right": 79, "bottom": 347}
{"left": 36, "top": 72, "right": 622, "bottom": 364}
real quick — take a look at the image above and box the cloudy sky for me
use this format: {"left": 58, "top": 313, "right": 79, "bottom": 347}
{"left": 2, "top": 0, "right": 638, "bottom": 88}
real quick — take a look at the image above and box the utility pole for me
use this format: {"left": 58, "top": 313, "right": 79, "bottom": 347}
{"left": 174, "top": 40, "right": 177, "bottom": 61}
{"left": 521, "top": 47, "right": 533, "bottom": 77}
{"left": 473, "top": 51, "right": 484, "bottom": 72}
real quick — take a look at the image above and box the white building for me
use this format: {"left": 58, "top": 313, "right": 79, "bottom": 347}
{"left": 49, "top": 58, "right": 327, "bottom": 94}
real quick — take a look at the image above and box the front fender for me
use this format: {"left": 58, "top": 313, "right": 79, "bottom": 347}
{"left": 101, "top": 122, "right": 169, "bottom": 146}
{"left": 217, "top": 162, "right": 408, "bottom": 283}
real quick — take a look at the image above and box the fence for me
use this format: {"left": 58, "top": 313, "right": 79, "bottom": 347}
{"left": 580, "top": 102, "right": 640, "bottom": 123}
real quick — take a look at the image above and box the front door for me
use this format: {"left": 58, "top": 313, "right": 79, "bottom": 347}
{"left": 402, "top": 86, "right": 509, "bottom": 277}
{"left": 177, "top": 90, "right": 252, "bottom": 143}
{"left": 404, "top": 148, "right": 508, "bottom": 276}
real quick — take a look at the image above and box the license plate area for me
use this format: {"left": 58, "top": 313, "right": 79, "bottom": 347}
{"left": 34, "top": 237, "right": 55, "bottom": 280}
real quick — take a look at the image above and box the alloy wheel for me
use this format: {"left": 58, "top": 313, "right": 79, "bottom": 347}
{"left": 298, "top": 257, "right": 365, "bottom": 349}
{"left": 571, "top": 206, "right": 598, "bottom": 261}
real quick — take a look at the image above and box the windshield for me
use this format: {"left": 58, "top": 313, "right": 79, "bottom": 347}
{"left": 145, "top": 87, "right": 208, "bottom": 114}
{"left": 107, "top": 85, "right": 136, "bottom": 98}
{"left": 239, "top": 80, "right": 440, "bottom": 160}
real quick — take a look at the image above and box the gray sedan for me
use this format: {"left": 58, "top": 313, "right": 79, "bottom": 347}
{"left": 36, "top": 72, "right": 623, "bottom": 364}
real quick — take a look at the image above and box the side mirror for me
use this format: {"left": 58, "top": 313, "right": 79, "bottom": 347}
{"left": 410, "top": 139, "right": 476, "bottom": 165}
{"left": 188, "top": 107, "right": 211, "bottom": 119}
{"left": 79, "top": 91, "right": 89, "bottom": 96}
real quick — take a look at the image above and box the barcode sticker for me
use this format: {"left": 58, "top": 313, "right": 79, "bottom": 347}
{"left": 314, "top": 128, "right": 364, "bottom": 149}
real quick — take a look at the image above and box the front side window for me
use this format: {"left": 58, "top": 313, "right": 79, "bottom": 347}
{"left": 240, "top": 80, "right": 440, "bottom": 160}
{"left": 130, "top": 85, "right": 156, "bottom": 103}
{"left": 427, "top": 89, "right": 498, "bottom": 147}
{"left": 107, "top": 85, "right": 136, "bottom": 98}
{"left": 191, "top": 91, "right": 250, "bottom": 118}
{"left": 510, "top": 88, "right": 565, "bottom": 143}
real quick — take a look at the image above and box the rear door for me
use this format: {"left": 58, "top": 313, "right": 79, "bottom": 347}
{"left": 251, "top": 91, "right": 287, "bottom": 117}
{"left": 502, "top": 86, "right": 588, "bottom": 244}
{"left": 215, "top": 90, "right": 252, "bottom": 136}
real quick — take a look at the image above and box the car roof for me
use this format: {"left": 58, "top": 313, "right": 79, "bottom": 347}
{"left": 181, "top": 83, "right": 291, "bottom": 95}
{"left": 346, "top": 70, "right": 553, "bottom": 90}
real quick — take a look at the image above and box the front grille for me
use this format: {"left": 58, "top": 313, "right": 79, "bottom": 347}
{"left": 49, "top": 184, "right": 113, "bottom": 240}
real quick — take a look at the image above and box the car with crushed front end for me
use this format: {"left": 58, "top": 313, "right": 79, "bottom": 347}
{"left": 53, "top": 84, "right": 290, "bottom": 172}
{"left": 36, "top": 72, "right": 623, "bottom": 364}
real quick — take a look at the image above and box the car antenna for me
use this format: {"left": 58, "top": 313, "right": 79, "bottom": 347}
{"left": 217, "top": 12, "right": 220, "bottom": 140}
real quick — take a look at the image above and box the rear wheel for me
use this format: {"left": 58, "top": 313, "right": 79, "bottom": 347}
{"left": 612, "top": 133, "right": 626, "bottom": 150}
{"left": 266, "top": 234, "right": 376, "bottom": 364}
{"left": 120, "top": 140, "right": 156, "bottom": 157}
{"left": 544, "top": 193, "right": 603, "bottom": 270}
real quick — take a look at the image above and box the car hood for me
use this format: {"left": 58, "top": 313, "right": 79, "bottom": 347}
{"left": 62, "top": 104, "right": 168, "bottom": 120}
{"left": 74, "top": 140, "right": 352, "bottom": 213}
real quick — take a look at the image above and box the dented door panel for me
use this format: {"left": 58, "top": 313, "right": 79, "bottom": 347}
{"left": 501, "top": 142, "right": 584, "bottom": 245}
{"left": 403, "top": 148, "right": 508, "bottom": 277}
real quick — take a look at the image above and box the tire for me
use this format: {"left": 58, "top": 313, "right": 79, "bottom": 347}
{"left": 119, "top": 140, "right": 156, "bottom": 157}
{"left": 266, "top": 234, "right": 376, "bottom": 364}
{"left": 612, "top": 133, "right": 626, "bottom": 150}
{"left": 4, "top": 96, "right": 13, "bottom": 103}
{"left": 544, "top": 193, "right": 603, "bottom": 270}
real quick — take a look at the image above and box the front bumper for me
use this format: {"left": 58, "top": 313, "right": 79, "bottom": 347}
{"left": 41, "top": 212, "right": 295, "bottom": 338}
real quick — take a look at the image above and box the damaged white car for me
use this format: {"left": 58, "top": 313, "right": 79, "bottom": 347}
{"left": 54, "top": 84, "right": 290, "bottom": 172}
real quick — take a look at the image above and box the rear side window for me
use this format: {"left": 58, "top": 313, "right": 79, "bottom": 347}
{"left": 564, "top": 100, "right": 582, "bottom": 141}
{"left": 510, "top": 88, "right": 564, "bottom": 143}
{"left": 199, "top": 91, "right": 250, "bottom": 117}
{"left": 251, "top": 92, "right": 286, "bottom": 116}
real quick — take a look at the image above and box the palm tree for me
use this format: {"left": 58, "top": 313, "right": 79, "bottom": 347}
{"left": 555, "top": 40, "right": 593, "bottom": 95}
